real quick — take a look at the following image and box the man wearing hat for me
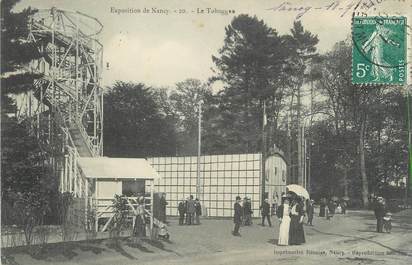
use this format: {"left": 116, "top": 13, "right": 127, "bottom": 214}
{"left": 306, "top": 199, "right": 315, "bottom": 226}
{"left": 373, "top": 197, "right": 386, "bottom": 233}
{"left": 233, "top": 196, "right": 242, "bottom": 236}
{"left": 243, "top": 196, "right": 252, "bottom": 226}
{"left": 260, "top": 198, "right": 272, "bottom": 227}
{"left": 178, "top": 198, "right": 186, "bottom": 225}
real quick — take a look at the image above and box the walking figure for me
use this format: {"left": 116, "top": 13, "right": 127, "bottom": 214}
{"left": 232, "top": 196, "right": 242, "bottom": 236}
{"left": 362, "top": 23, "right": 401, "bottom": 82}
{"left": 260, "top": 198, "right": 272, "bottom": 227}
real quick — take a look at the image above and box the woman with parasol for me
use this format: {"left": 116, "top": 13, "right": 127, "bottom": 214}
{"left": 286, "top": 185, "right": 308, "bottom": 245}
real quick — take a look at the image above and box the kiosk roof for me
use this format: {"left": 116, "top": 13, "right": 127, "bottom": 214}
{"left": 78, "top": 157, "right": 159, "bottom": 180}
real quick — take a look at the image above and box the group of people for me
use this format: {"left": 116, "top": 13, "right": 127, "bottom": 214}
{"left": 276, "top": 196, "right": 306, "bottom": 245}
{"left": 232, "top": 194, "right": 307, "bottom": 246}
{"left": 319, "top": 198, "right": 347, "bottom": 220}
{"left": 178, "top": 195, "right": 202, "bottom": 225}
{"left": 232, "top": 196, "right": 273, "bottom": 232}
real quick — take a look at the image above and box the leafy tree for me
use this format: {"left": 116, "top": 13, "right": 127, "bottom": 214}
{"left": 282, "top": 21, "right": 319, "bottom": 184}
{"left": 1, "top": 117, "right": 45, "bottom": 192}
{"left": 1, "top": 1, "right": 61, "bottom": 227}
{"left": 103, "top": 81, "right": 178, "bottom": 157}
{"left": 1, "top": 0, "right": 41, "bottom": 96}
{"left": 168, "top": 79, "right": 213, "bottom": 155}
{"left": 312, "top": 40, "right": 408, "bottom": 206}
{"left": 212, "top": 14, "right": 290, "bottom": 153}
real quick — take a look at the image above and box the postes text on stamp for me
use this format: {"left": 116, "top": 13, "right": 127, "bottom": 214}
{"left": 352, "top": 16, "right": 407, "bottom": 85}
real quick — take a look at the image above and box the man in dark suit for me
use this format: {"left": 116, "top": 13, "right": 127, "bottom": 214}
{"left": 186, "top": 195, "right": 195, "bottom": 225}
{"left": 159, "top": 193, "right": 168, "bottom": 223}
{"left": 307, "top": 199, "right": 315, "bottom": 226}
{"left": 374, "top": 197, "right": 385, "bottom": 233}
{"left": 260, "top": 198, "right": 272, "bottom": 227}
{"left": 233, "top": 196, "right": 242, "bottom": 236}
{"left": 195, "top": 198, "right": 202, "bottom": 225}
{"left": 178, "top": 198, "right": 186, "bottom": 225}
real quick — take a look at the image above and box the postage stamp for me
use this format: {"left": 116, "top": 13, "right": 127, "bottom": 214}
{"left": 352, "top": 16, "right": 407, "bottom": 85}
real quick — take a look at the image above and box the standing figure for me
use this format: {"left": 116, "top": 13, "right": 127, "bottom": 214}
{"left": 178, "top": 198, "right": 186, "bottom": 225}
{"left": 133, "top": 196, "right": 146, "bottom": 242}
{"left": 383, "top": 212, "right": 392, "bottom": 233}
{"left": 243, "top": 197, "right": 253, "bottom": 226}
{"left": 159, "top": 193, "right": 168, "bottom": 223}
{"left": 195, "top": 198, "right": 202, "bottom": 225}
{"left": 319, "top": 198, "right": 326, "bottom": 217}
{"left": 260, "top": 198, "right": 272, "bottom": 227}
{"left": 327, "top": 200, "right": 335, "bottom": 220}
{"left": 186, "top": 195, "right": 195, "bottom": 225}
{"left": 374, "top": 197, "right": 385, "bottom": 233}
{"left": 362, "top": 23, "right": 400, "bottom": 82}
{"left": 306, "top": 199, "right": 314, "bottom": 226}
{"left": 272, "top": 192, "right": 279, "bottom": 216}
{"left": 233, "top": 196, "right": 242, "bottom": 236}
{"left": 289, "top": 198, "right": 306, "bottom": 245}
{"left": 277, "top": 197, "right": 291, "bottom": 246}
{"left": 341, "top": 200, "right": 347, "bottom": 214}
{"left": 241, "top": 197, "right": 246, "bottom": 226}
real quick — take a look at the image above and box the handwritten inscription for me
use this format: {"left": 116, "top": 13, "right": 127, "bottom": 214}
{"left": 266, "top": 0, "right": 398, "bottom": 19}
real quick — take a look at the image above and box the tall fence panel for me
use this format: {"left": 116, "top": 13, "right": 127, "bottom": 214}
{"left": 148, "top": 153, "right": 264, "bottom": 217}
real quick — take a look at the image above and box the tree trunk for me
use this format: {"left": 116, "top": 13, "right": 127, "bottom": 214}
{"left": 359, "top": 119, "right": 369, "bottom": 208}
{"left": 297, "top": 85, "right": 302, "bottom": 186}
{"left": 343, "top": 166, "right": 348, "bottom": 197}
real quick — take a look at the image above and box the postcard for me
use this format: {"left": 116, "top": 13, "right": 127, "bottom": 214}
{"left": 1, "top": 0, "right": 412, "bottom": 264}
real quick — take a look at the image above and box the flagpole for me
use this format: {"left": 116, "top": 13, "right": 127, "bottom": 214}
{"left": 261, "top": 100, "right": 267, "bottom": 203}
{"left": 197, "top": 100, "right": 202, "bottom": 201}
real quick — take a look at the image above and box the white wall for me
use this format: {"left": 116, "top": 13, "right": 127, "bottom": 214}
{"left": 96, "top": 180, "right": 122, "bottom": 198}
{"left": 148, "top": 153, "right": 287, "bottom": 217}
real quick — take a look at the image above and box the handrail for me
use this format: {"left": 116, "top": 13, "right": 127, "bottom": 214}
{"left": 74, "top": 118, "right": 96, "bottom": 157}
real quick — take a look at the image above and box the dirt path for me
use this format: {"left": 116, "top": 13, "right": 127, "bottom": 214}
{"left": 2, "top": 209, "right": 411, "bottom": 265}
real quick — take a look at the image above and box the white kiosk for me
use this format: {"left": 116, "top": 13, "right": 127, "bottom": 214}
{"left": 78, "top": 157, "right": 160, "bottom": 232}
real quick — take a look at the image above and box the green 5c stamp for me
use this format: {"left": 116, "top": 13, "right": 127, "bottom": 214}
{"left": 352, "top": 16, "right": 407, "bottom": 85}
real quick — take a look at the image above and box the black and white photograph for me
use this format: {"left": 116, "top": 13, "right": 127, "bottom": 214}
{"left": 1, "top": 0, "right": 412, "bottom": 264}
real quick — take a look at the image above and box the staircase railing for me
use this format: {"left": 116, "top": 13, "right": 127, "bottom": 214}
{"left": 74, "top": 118, "right": 97, "bottom": 157}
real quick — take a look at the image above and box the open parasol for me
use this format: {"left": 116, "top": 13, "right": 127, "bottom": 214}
{"left": 286, "top": 184, "right": 310, "bottom": 199}
{"left": 331, "top": 196, "right": 339, "bottom": 201}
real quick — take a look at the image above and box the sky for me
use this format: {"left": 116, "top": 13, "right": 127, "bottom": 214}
{"left": 15, "top": 0, "right": 411, "bottom": 89}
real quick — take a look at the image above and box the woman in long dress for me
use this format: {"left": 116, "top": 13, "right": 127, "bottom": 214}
{"left": 133, "top": 196, "right": 146, "bottom": 240}
{"left": 289, "top": 199, "right": 305, "bottom": 245}
{"left": 361, "top": 23, "right": 400, "bottom": 82}
{"left": 289, "top": 198, "right": 306, "bottom": 245}
{"left": 277, "top": 198, "right": 291, "bottom": 246}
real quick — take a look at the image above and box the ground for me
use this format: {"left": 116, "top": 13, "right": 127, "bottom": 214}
{"left": 2, "top": 209, "right": 412, "bottom": 265}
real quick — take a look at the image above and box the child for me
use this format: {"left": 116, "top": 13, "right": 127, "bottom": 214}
{"left": 383, "top": 212, "right": 392, "bottom": 233}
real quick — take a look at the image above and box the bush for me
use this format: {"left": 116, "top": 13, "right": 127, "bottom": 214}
{"left": 108, "top": 195, "right": 131, "bottom": 238}
{"left": 10, "top": 191, "right": 50, "bottom": 246}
